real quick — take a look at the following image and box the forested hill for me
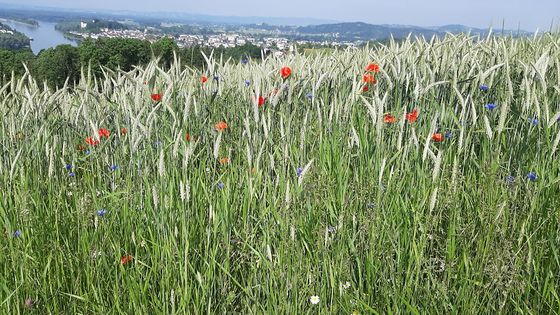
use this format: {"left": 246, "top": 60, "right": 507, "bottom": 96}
{"left": 296, "top": 22, "right": 525, "bottom": 41}
{"left": 0, "top": 22, "right": 31, "bottom": 50}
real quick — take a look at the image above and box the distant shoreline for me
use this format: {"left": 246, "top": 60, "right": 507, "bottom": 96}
{"left": 0, "top": 17, "right": 39, "bottom": 27}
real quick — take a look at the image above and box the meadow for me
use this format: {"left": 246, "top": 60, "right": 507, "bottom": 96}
{"left": 1, "top": 32, "right": 560, "bottom": 314}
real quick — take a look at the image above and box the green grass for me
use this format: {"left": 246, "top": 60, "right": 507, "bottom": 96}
{"left": 1, "top": 33, "right": 560, "bottom": 314}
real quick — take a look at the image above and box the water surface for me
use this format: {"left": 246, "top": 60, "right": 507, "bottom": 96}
{"left": 2, "top": 20, "right": 77, "bottom": 54}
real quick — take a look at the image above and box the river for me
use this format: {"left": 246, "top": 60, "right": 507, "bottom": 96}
{"left": 2, "top": 19, "right": 77, "bottom": 54}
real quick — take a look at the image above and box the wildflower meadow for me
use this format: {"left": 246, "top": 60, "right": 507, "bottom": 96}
{"left": 1, "top": 33, "right": 560, "bottom": 313}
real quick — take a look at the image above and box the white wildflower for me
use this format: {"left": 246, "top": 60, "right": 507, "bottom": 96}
{"left": 309, "top": 295, "right": 320, "bottom": 305}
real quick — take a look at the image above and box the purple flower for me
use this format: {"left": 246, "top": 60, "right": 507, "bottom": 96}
{"left": 485, "top": 103, "right": 497, "bottom": 110}
{"left": 68, "top": 172, "right": 76, "bottom": 177}
{"left": 306, "top": 92, "right": 313, "bottom": 101}
{"left": 85, "top": 150, "right": 91, "bottom": 155}
{"left": 529, "top": 117, "right": 539, "bottom": 125}
{"left": 444, "top": 130, "right": 452, "bottom": 139}
{"left": 13, "top": 230, "right": 21, "bottom": 237}
{"left": 213, "top": 75, "right": 220, "bottom": 81}
{"left": 110, "top": 165, "right": 118, "bottom": 171}
{"left": 527, "top": 172, "right": 537, "bottom": 182}
{"left": 296, "top": 167, "right": 303, "bottom": 177}
{"left": 245, "top": 79, "right": 250, "bottom": 86}
{"left": 479, "top": 85, "right": 489, "bottom": 91}
{"left": 97, "top": 209, "right": 107, "bottom": 217}
{"left": 65, "top": 164, "right": 73, "bottom": 170}
{"left": 217, "top": 182, "right": 225, "bottom": 190}
{"left": 241, "top": 59, "right": 248, "bottom": 64}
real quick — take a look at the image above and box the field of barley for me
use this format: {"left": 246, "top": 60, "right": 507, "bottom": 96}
{"left": 1, "top": 33, "right": 560, "bottom": 314}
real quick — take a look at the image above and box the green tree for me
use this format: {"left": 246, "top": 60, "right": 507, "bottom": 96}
{"left": 0, "top": 48, "right": 34, "bottom": 82}
{"left": 78, "top": 38, "right": 151, "bottom": 77}
{"left": 33, "top": 45, "right": 80, "bottom": 89}
{"left": 151, "top": 37, "right": 179, "bottom": 69}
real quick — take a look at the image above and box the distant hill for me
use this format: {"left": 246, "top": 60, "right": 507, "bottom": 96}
{"left": 133, "top": 12, "right": 337, "bottom": 26}
{"left": 296, "top": 22, "right": 529, "bottom": 41}
{"left": 0, "top": 22, "right": 31, "bottom": 50}
{"left": 297, "top": 22, "right": 439, "bottom": 41}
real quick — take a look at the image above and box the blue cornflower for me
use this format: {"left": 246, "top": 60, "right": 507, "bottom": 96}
{"left": 505, "top": 175, "right": 515, "bottom": 185}
{"left": 366, "top": 202, "right": 375, "bottom": 209}
{"left": 485, "top": 103, "right": 497, "bottom": 110}
{"left": 217, "top": 182, "right": 225, "bottom": 190}
{"left": 296, "top": 167, "right": 303, "bottom": 177}
{"left": 444, "top": 130, "right": 452, "bottom": 139}
{"left": 213, "top": 75, "right": 219, "bottom": 81}
{"left": 244, "top": 79, "right": 250, "bottom": 86}
{"left": 306, "top": 92, "right": 313, "bottom": 101}
{"left": 65, "top": 164, "right": 73, "bottom": 170}
{"left": 529, "top": 117, "right": 539, "bottom": 125}
{"left": 68, "top": 172, "right": 76, "bottom": 177}
{"left": 85, "top": 150, "right": 91, "bottom": 155}
{"left": 241, "top": 59, "right": 248, "bottom": 64}
{"left": 13, "top": 230, "right": 21, "bottom": 237}
{"left": 97, "top": 209, "right": 107, "bottom": 217}
{"left": 527, "top": 172, "right": 537, "bottom": 182}
{"left": 479, "top": 85, "right": 489, "bottom": 91}
{"left": 110, "top": 165, "right": 119, "bottom": 171}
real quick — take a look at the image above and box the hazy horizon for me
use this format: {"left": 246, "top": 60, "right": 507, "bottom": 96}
{"left": 1, "top": 0, "right": 559, "bottom": 31}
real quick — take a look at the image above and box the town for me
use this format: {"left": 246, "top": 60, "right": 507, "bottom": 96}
{"left": 66, "top": 20, "right": 360, "bottom": 51}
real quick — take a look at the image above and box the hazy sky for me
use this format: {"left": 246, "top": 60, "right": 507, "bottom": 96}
{"left": 5, "top": 0, "right": 560, "bottom": 31}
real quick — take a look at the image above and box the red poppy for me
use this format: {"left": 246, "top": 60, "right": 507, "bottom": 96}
{"left": 362, "top": 85, "right": 369, "bottom": 92}
{"left": 219, "top": 157, "right": 230, "bottom": 165}
{"left": 201, "top": 76, "right": 208, "bottom": 83}
{"left": 384, "top": 114, "right": 397, "bottom": 124}
{"left": 120, "top": 255, "right": 133, "bottom": 266}
{"left": 363, "top": 74, "right": 377, "bottom": 84}
{"left": 121, "top": 127, "right": 127, "bottom": 136}
{"left": 86, "top": 136, "right": 99, "bottom": 146}
{"left": 366, "top": 63, "right": 380, "bottom": 73}
{"left": 280, "top": 67, "right": 292, "bottom": 79}
{"left": 432, "top": 133, "right": 444, "bottom": 142}
{"left": 215, "top": 121, "right": 228, "bottom": 132}
{"left": 98, "top": 128, "right": 110, "bottom": 139}
{"left": 185, "top": 133, "right": 192, "bottom": 142}
{"left": 405, "top": 109, "right": 418, "bottom": 123}
{"left": 258, "top": 96, "right": 266, "bottom": 107}
{"left": 151, "top": 93, "right": 162, "bottom": 102}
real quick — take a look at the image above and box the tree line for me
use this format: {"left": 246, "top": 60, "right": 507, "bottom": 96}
{"left": 0, "top": 37, "right": 263, "bottom": 89}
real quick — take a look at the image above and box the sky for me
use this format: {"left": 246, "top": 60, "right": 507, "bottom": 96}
{"left": 4, "top": 0, "right": 560, "bottom": 31}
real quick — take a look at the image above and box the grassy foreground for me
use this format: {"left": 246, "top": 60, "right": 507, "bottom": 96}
{"left": 1, "top": 33, "right": 560, "bottom": 314}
